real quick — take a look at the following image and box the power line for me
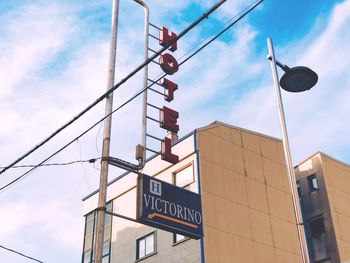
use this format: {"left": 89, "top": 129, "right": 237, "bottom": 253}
{"left": 0, "top": 0, "right": 227, "bottom": 176}
{"left": 0, "top": 117, "right": 107, "bottom": 192}
{"left": 0, "top": 86, "right": 150, "bottom": 192}
{"left": 0, "top": 0, "right": 263, "bottom": 193}
{"left": 180, "top": 0, "right": 263, "bottom": 66}
{"left": 0, "top": 244, "right": 44, "bottom": 263}
{"left": 177, "top": 0, "right": 258, "bottom": 62}
{"left": 0, "top": 158, "right": 100, "bottom": 169}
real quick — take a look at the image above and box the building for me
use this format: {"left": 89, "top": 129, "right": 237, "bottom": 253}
{"left": 296, "top": 152, "right": 350, "bottom": 262}
{"left": 81, "top": 121, "right": 305, "bottom": 263}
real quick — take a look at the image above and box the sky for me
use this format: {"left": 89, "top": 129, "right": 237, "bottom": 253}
{"left": 0, "top": 0, "right": 349, "bottom": 262}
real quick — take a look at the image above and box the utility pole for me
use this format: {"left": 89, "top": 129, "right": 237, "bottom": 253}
{"left": 94, "top": 0, "right": 119, "bottom": 262}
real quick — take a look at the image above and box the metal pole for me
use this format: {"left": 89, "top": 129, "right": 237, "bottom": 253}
{"left": 94, "top": 0, "right": 119, "bottom": 262}
{"left": 133, "top": 0, "right": 149, "bottom": 167}
{"left": 267, "top": 38, "right": 310, "bottom": 263}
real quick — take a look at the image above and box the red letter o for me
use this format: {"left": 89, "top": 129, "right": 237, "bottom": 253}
{"left": 159, "top": 53, "right": 179, "bottom": 75}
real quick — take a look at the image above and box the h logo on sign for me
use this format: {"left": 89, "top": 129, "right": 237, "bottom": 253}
{"left": 150, "top": 179, "right": 161, "bottom": 196}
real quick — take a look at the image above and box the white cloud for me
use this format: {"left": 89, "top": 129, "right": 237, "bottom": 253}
{"left": 175, "top": 24, "right": 261, "bottom": 110}
{"left": 229, "top": 0, "right": 350, "bottom": 164}
{"left": 300, "top": 1, "right": 350, "bottom": 76}
{"left": 0, "top": 1, "right": 109, "bottom": 261}
{"left": 0, "top": 200, "right": 83, "bottom": 248}
{"left": 277, "top": 0, "right": 350, "bottom": 163}
{"left": 0, "top": 198, "right": 84, "bottom": 263}
{"left": 0, "top": 1, "right": 76, "bottom": 98}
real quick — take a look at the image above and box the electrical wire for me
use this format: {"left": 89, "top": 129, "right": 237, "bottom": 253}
{"left": 180, "top": 0, "right": 263, "bottom": 66}
{"left": 176, "top": 0, "right": 259, "bottom": 63}
{"left": 0, "top": 0, "right": 263, "bottom": 193}
{"left": 0, "top": 0, "right": 227, "bottom": 176}
{"left": 95, "top": 122, "right": 103, "bottom": 154}
{"left": 0, "top": 86, "right": 151, "bottom": 193}
{"left": 0, "top": 158, "right": 100, "bottom": 169}
{"left": 151, "top": 0, "right": 263, "bottom": 90}
{"left": 93, "top": 161, "right": 101, "bottom": 171}
{"left": 0, "top": 116, "right": 107, "bottom": 192}
{"left": 0, "top": 245, "right": 44, "bottom": 263}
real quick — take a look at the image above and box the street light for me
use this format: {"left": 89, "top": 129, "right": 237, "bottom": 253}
{"left": 267, "top": 38, "right": 318, "bottom": 263}
{"left": 273, "top": 60, "right": 318, "bottom": 93}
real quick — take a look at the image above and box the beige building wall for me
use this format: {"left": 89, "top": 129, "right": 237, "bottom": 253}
{"left": 196, "top": 122, "right": 302, "bottom": 263}
{"left": 321, "top": 154, "right": 350, "bottom": 262}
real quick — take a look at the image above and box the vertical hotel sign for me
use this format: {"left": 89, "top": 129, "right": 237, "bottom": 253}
{"left": 137, "top": 174, "right": 203, "bottom": 239}
{"left": 158, "top": 27, "right": 179, "bottom": 164}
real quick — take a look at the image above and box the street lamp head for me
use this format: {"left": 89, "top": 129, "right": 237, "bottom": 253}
{"left": 280, "top": 66, "right": 318, "bottom": 93}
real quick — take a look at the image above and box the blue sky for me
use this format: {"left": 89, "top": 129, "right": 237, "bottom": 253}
{"left": 0, "top": 0, "right": 349, "bottom": 262}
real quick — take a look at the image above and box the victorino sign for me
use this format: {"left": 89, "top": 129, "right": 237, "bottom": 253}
{"left": 137, "top": 174, "right": 203, "bottom": 239}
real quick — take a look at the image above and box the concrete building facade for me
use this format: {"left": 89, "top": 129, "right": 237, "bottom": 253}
{"left": 296, "top": 152, "right": 350, "bottom": 263}
{"left": 82, "top": 121, "right": 305, "bottom": 263}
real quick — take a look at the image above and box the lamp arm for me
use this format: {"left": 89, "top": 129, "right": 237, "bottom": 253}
{"left": 267, "top": 55, "right": 290, "bottom": 72}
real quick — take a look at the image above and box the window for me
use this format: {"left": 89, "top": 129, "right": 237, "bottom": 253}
{"left": 82, "top": 213, "right": 95, "bottom": 263}
{"left": 173, "top": 233, "right": 188, "bottom": 245}
{"left": 102, "top": 202, "right": 112, "bottom": 262}
{"left": 308, "top": 174, "right": 319, "bottom": 191}
{"left": 174, "top": 164, "right": 194, "bottom": 188}
{"left": 309, "top": 215, "right": 325, "bottom": 237}
{"left": 82, "top": 202, "right": 113, "bottom": 263}
{"left": 136, "top": 232, "right": 156, "bottom": 260}
{"left": 297, "top": 180, "right": 301, "bottom": 199}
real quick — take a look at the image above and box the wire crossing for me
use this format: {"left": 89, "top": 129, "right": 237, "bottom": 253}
{"left": 0, "top": 0, "right": 227, "bottom": 176}
{"left": 0, "top": 0, "right": 263, "bottom": 193}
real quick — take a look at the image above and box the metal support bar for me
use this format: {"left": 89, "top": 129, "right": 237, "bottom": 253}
{"left": 146, "top": 133, "right": 163, "bottom": 142}
{"left": 147, "top": 103, "right": 162, "bottom": 110}
{"left": 148, "top": 47, "right": 158, "bottom": 54}
{"left": 149, "top": 33, "right": 160, "bottom": 41}
{"left": 147, "top": 78, "right": 162, "bottom": 87}
{"left": 151, "top": 60, "right": 160, "bottom": 65}
{"left": 145, "top": 147, "right": 160, "bottom": 155}
{"left": 134, "top": 0, "right": 149, "bottom": 167}
{"left": 148, "top": 87, "right": 164, "bottom": 96}
{"left": 106, "top": 156, "right": 142, "bottom": 171}
{"left": 147, "top": 116, "right": 160, "bottom": 123}
{"left": 267, "top": 38, "right": 310, "bottom": 263}
{"left": 149, "top": 22, "right": 161, "bottom": 31}
{"left": 105, "top": 211, "right": 140, "bottom": 224}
